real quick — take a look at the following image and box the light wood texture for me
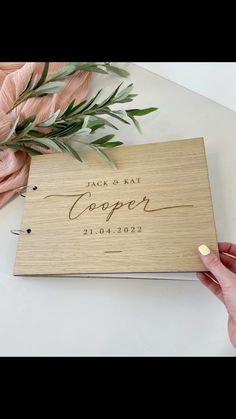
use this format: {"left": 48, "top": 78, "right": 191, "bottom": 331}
{"left": 14, "top": 138, "right": 218, "bottom": 276}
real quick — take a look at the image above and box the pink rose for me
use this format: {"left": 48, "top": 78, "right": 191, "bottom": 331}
{"left": 0, "top": 62, "right": 91, "bottom": 208}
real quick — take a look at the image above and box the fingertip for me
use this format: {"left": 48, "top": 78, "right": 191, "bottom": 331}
{"left": 197, "top": 244, "right": 236, "bottom": 288}
{"left": 198, "top": 244, "right": 211, "bottom": 256}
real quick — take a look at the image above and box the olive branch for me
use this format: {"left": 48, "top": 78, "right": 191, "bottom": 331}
{"left": 0, "top": 62, "right": 158, "bottom": 165}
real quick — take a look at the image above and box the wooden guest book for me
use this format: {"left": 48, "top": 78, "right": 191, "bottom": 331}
{"left": 13, "top": 138, "right": 218, "bottom": 276}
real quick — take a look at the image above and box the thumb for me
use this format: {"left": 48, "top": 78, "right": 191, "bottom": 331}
{"left": 198, "top": 244, "right": 236, "bottom": 289}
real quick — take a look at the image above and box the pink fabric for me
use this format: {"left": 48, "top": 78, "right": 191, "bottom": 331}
{"left": 0, "top": 149, "right": 31, "bottom": 206}
{"left": 0, "top": 62, "right": 91, "bottom": 208}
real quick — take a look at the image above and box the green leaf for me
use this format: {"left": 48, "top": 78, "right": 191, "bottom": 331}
{"left": 105, "top": 65, "right": 129, "bottom": 77}
{"left": 84, "top": 66, "right": 108, "bottom": 74}
{"left": 33, "top": 81, "right": 66, "bottom": 96}
{"left": 1, "top": 116, "right": 20, "bottom": 144}
{"left": 90, "top": 124, "right": 106, "bottom": 132}
{"left": 61, "top": 99, "right": 76, "bottom": 117}
{"left": 17, "top": 120, "right": 36, "bottom": 139}
{"left": 112, "top": 110, "right": 130, "bottom": 122}
{"left": 25, "top": 137, "right": 62, "bottom": 152}
{"left": 67, "top": 62, "right": 110, "bottom": 74}
{"left": 16, "top": 115, "right": 36, "bottom": 132}
{"left": 68, "top": 63, "right": 109, "bottom": 74}
{"left": 104, "top": 111, "right": 130, "bottom": 125}
{"left": 114, "top": 83, "right": 134, "bottom": 102}
{"left": 80, "top": 116, "right": 101, "bottom": 129}
{"left": 66, "top": 89, "right": 103, "bottom": 117}
{"left": 99, "top": 83, "right": 123, "bottom": 107}
{"left": 116, "top": 98, "right": 134, "bottom": 103}
{"left": 49, "top": 122, "right": 83, "bottom": 138}
{"left": 127, "top": 107, "right": 158, "bottom": 116}
{"left": 28, "top": 130, "right": 47, "bottom": 138}
{"left": 74, "top": 128, "right": 92, "bottom": 135}
{"left": 91, "top": 116, "right": 118, "bottom": 130}
{"left": 70, "top": 61, "right": 96, "bottom": 67}
{"left": 53, "top": 123, "right": 68, "bottom": 129}
{"left": 91, "top": 134, "right": 115, "bottom": 145}
{"left": 30, "top": 74, "right": 41, "bottom": 89}
{"left": 128, "top": 114, "right": 142, "bottom": 134}
{"left": 34, "top": 62, "right": 49, "bottom": 88}
{"left": 79, "top": 88, "right": 103, "bottom": 112}
{"left": 20, "top": 73, "right": 34, "bottom": 96}
{"left": 37, "top": 109, "right": 61, "bottom": 127}
{"left": 53, "top": 139, "right": 82, "bottom": 162}
{"left": 89, "top": 145, "right": 117, "bottom": 168}
{"left": 68, "top": 61, "right": 88, "bottom": 67}
{"left": 7, "top": 143, "right": 42, "bottom": 155}
{"left": 63, "top": 100, "right": 87, "bottom": 118}
{"left": 82, "top": 115, "right": 90, "bottom": 128}
{"left": 100, "top": 141, "right": 123, "bottom": 148}
{"left": 48, "top": 63, "right": 77, "bottom": 81}
{"left": 17, "top": 139, "right": 50, "bottom": 149}
{"left": 59, "top": 142, "right": 83, "bottom": 162}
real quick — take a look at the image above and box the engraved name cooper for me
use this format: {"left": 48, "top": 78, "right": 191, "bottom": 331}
{"left": 43, "top": 177, "right": 193, "bottom": 222}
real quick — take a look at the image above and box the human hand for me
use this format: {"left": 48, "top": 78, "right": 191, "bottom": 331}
{"left": 197, "top": 243, "right": 236, "bottom": 348}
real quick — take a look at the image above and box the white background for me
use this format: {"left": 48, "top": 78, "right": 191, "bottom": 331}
{"left": 136, "top": 62, "right": 236, "bottom": 112}
{"left": 0, "top": 63, "right": 236, "bottom": 356}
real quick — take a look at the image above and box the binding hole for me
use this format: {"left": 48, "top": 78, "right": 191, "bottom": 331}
{"left": 26, "top": 229, "right": 31, "bottom": 234}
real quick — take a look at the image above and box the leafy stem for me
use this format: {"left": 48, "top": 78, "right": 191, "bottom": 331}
{"left": 7, "top": 62, "right": 130, "bottom": 114}
{"left": 1, "top": 64, "right": 158, "bottom": 167}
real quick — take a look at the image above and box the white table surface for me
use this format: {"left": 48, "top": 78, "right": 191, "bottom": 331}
{"left": 0, "top": 63, "right": 236, "bottom": 356}
{"left": 135, "top": 62, "right": 236, "bottom": 113}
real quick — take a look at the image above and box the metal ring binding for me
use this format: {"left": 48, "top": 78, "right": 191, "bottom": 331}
{"left": 17, "top": 185, "right": 37, "bottom": 198}
{"left": 10, "top": 229, "right": 32, "bottom": 235}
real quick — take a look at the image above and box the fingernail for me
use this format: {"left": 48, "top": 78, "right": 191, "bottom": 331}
{"left": 198, "top": 244, "right": 211, "bottom": 256}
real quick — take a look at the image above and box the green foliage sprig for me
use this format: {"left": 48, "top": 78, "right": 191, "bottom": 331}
{"left": 1, "top": 62, "right": 158, "bottom": 165}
